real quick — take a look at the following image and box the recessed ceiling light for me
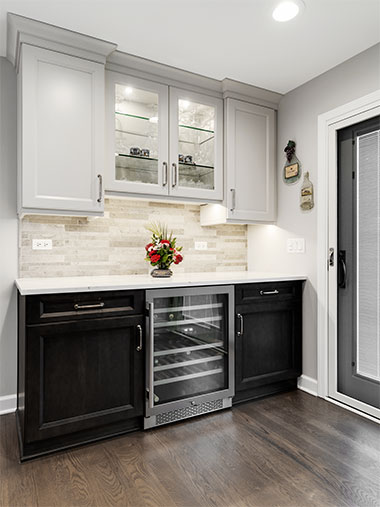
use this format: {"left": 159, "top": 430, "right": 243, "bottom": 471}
{"left": 273, "top": 1, "right": 303, "bottom": 22}
{"left": 124, "top": 86, "right": 133, "bottom": 95}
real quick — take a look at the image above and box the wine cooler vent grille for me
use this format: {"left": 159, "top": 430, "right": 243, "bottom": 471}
{"left": 156, "top": 399, "right": 224, "bottom": 426}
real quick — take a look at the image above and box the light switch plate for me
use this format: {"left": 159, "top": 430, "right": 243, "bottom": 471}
{"left": 194, "top": 241, "right": 208, "bottom": 250}
{"left": 32, "top": 239, "right": 52, "bottom": 250}
{"left": 287, "top": 238, "right": 305, "bottom": 253}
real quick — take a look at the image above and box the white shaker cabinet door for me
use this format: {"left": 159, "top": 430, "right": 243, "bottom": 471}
{"left": 226, "top": 99, "right": 276, "bottom": 222}
{"left": 105, "top": 72, "right": 169, "bottom": 196}
{"left": 169, "top": 87, "right": 223, "bottom": 201}
{"left": 20, "top": 45, "right": 104, "bottom": 215}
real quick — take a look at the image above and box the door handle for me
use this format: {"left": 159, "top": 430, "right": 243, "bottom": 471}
{"left": 74, "top": 302, "right": 104, "bottom": 310}
{"left": 237, "top": 313, "right": 244, "bottom": 336}
{"left": 162, "top": 162, "right": 168, "bottom": 187}
{"left": 338, "top": 250, "right": 347, "bottom": 288}
{"left": 136, "top": 324, "right": 143, "bottom": 351}
{"left": 171, "top": 163, "right": 178, "bottom": 188}
{"left": 97, "top": 174, "right": 103, "bottom": 203}
{"left": 260, "top": 290, "right": 279, "bottom": 296}
{"left": 230, "top": 188, "right": 236, "bottom": 212}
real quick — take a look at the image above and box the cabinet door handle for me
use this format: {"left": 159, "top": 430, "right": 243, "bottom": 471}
{"left": 230, "top": 188, "right": 236, "bottom": 211}
{"left": 259, "top": 290, "right": 279, "bottom": 296}
{"left": 74, "top": 302, "right": 105, "bottom": 310}
{"left": 162, "top": 162, "right": 168, "bottom": 186}
{"left": 97, "top": 174, "right": 103, "bottom": 203}
{"left": 171, "top": 163, "right": 178, "bottom": 188}
{"left": 136, "top": 324, "right": 143, "bottom": 351}
{"left": 237, "top": 313, "right": 244, "bottom": 336}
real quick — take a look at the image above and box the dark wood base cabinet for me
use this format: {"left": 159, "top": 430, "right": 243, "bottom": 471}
{"left": 17, "top": 280, "right": 303, "bottom": 460}
{"left": 234, "top": 281, "right": 303, "bottom": 404}
{"left": 17, "top": 290, "right": 145, "bottom": 461}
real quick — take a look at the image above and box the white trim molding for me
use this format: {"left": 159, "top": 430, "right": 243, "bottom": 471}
{"left": 7, "top": 12, "right": 117, "bottom": 70}
{"left": 317, "top": 89, "right": 380, "bottom": 417}
{"left": 297, "top": 375, "right": 318, "bottom": 396}
{"left": 0, "top": 394, "right": 17, "bottom": 415}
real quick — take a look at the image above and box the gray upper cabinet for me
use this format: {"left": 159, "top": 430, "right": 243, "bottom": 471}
{"left": 7, "top": 13, "right": 116, "bottom": 217}
{"left": 105, "top": 72, "right": 223, "bottom": 202}
{"left": 19, "top": 46, "right": 105, "bottom": 215}
{"left": 200, "top": 98, "right": 276, "bottom": 225}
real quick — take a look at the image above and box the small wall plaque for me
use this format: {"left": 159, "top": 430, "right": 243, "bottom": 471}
{"left": 283, "top": 140, "right": 301, "bottom": 184}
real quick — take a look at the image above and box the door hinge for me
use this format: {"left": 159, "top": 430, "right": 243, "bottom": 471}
{"left": 352, "top": 171, "right": 355, "bottom": 179}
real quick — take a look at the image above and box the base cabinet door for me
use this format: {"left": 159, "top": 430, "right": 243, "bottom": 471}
{"left": 234, "top": 283, "right": 302, "bottom": 403}
{"left": 23, "top": 315, "right": 144, "bottom": 447}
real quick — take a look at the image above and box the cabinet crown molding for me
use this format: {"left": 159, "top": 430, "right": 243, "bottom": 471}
{"left": 222, "top": 78, "right": 282, "bottom": 110}
{"left": 7, "top": 12, "right": 117, "bottom": 70}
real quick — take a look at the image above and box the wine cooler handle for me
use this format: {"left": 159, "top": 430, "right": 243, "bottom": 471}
{"left": 148, "top": 302, "right": 154, "bottom": 409}
{"left": 136, "top": 324, "right": 143, "bottom": 352}
{"left": 237, "top": 313, "right": 244, "bottom": 337}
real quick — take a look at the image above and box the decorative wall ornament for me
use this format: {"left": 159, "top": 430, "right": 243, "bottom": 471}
{"left": 300, "top": 171, "right": 314, "bottom": 211}
{"left": 283, "top": 140, "right": 301, "bottom": 184}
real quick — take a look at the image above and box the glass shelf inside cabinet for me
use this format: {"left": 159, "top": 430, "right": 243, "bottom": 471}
{"left": 177, "top": 99, "right": 216, "bottom": 190}
{"left": 115, "top": 84, "right": 160, "bottom": 185}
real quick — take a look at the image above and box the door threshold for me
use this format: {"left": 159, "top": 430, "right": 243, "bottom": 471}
{"left": 325, "top": 396, "right": 379, "bottom": 424}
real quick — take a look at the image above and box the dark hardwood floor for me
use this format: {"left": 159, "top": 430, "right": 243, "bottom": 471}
{"left": 1, "top": 391, "right": 379, "bottom": 507}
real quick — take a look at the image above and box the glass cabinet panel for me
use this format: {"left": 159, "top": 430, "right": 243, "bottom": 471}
{"left": 177, "top": 99, "right": 216, "bottom": 190}
{"left": 148, "top": 291, "right": 230, "bottom": 407}
{"left": 115, "top": 84, "right": 160, "bottom": 185}
{"left": 170, "top": 88, "right": 223, "bottom": 200}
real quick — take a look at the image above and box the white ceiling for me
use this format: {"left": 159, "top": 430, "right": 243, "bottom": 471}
{"left": 0, "top": 0, "right": 379, "bottom": 94}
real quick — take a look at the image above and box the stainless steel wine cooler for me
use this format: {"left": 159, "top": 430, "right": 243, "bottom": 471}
{"left": 144, "top": 285, "right": 234, "bottom": 429}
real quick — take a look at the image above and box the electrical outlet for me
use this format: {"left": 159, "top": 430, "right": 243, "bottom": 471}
{"left": 32, "top": 239, "right": 52, "bottom": 250}
{"left": 287, "top": 238, "right": 305, "bottom": 253}
{"left": 194, "top": 241, "right": 208, "bottom": 251}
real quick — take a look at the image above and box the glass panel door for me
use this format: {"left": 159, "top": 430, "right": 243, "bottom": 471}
{"left": 146, "top": 287, "right": 233, "bottom": 411}
{"left": 106, "top": 74, "right": 169, "bottom": 195}
{"left": 169, "top": 88, "right": 223, "bottom": 200}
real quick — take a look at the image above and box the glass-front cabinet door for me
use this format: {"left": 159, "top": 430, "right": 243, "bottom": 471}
{"left": 106, "top": 73, "right": 169, "bottom": 195}
{"left": 145, "top": 286, "right": 234, "bottom": 423}
{"left": 169, "top": 88, "right": 223, "bottom": 200}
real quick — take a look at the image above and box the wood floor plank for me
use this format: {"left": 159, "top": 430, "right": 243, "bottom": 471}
{"left": 1, "top": 391, "right": 379, "bottom": 507}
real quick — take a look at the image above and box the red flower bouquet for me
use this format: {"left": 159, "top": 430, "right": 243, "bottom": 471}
{"left": 145, "top": 222, "right": 183, "bottom": 277}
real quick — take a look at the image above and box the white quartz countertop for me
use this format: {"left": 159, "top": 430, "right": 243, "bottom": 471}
{"left": 15, "top": 272, "right": 307, "bottom": 296}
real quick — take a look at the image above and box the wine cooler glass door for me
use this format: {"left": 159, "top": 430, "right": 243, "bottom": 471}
{"left": 146, "top": 286, "right": 234, "bottom": 416}
{"left": 106, "top": 73, "right": 169, "bottom": 195}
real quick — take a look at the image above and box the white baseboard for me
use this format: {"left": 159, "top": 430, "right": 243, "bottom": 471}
{"left": 0, "top": 394, "right": 17, "bottom": 415}
{"left": 297, "top": 375, "right": 318, "bottom": 396}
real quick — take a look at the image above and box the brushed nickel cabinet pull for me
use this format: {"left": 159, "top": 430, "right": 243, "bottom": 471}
{"left": 74, "top": 302, "right": 105, "bottom": 310}
{"left": 162, "top": 162, "right": 168, "bottom": 186}
{"left": 237, "top": 313, "right": 244, "bottom": 336}
{"left": 172, "top": 163, "right": 178, "bottom": 188}
{"left": 97, "top": 174, "right": 103, "bottom": 203}
{"left": 230, "top": 188, "right": 236, "bottom": 211}
{"left": 136, "top": 324, "right": 143, "bottom": 351}
{"left": 259, "top": 290, "right": 279, "bottom": 296}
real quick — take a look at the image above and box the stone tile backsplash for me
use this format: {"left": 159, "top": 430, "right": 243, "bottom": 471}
{"left": 19, "top": 198, "right": 247, "bottom": 278}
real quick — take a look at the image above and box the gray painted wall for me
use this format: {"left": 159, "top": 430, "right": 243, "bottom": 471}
{"left": 248, "top": 43, "right": 380, "bottom": 382}
{"left": 0, "top": 44, "right": 379, "bottom": 403}
{"left": 0, "top": 56, "right": 18, "bottom": 402}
